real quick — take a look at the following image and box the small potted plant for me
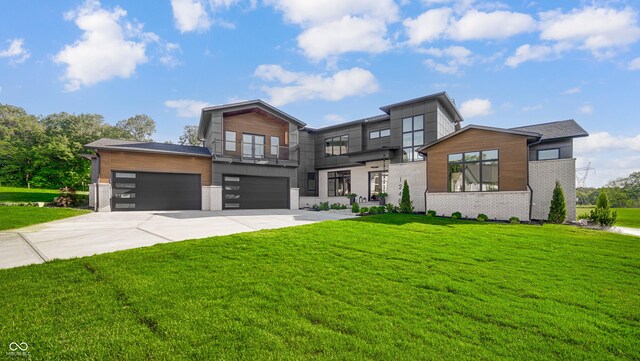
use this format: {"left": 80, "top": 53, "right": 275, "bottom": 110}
{"left": 345, "top": 193, "right": 357, "bottom": 205}
{"left": 378, "top": 192, "right": 388, "bottom": 205}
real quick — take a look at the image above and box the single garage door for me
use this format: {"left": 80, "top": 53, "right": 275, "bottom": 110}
{"left": 112, "top": 171, "right": 201, "bottom": 211}
{"left": 223, "top": 175, "right": 289, "bottom": 209}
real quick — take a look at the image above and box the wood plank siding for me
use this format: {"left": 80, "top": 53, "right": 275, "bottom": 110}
{"left": 98, "top": 150, "right": 211, "bottom": 186}
{"left": 223, "top": 110, "right": 289, "bottom": 157}
{"left": 426, "top": 129, "right": 529, "bottom": 192}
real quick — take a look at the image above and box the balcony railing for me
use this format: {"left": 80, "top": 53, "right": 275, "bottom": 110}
{"left": 211, "top": 139, "right": 299, "bottom": 165}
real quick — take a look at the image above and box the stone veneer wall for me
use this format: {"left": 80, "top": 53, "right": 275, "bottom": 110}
{"left": 387, "top": 161, "right": 427, "bottom": 212}
{"left": 201, "top": 185, "right": 222, "bottom": 211}
{"left": 529, "top": 158, "right": 576, "bottom": 221}
{"left": 290, "top": 188, "right": 300, "bottom": 210}
{"left": 426, "top": 191, "right": 530, "bottom": 221}
{"left": 96, "top": 183, "right": 111, "bottom": 212}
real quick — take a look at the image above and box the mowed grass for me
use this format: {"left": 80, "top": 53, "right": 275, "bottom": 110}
{"left": 0, "top": 186, "right": 61, "bottom": 202}
{"left": 0, "top": 206, "right": 90, "bottom": 230}
{"left": 577, "top": 206, "right": 640, "bottom": 228}
{"left": 0, "top": 214, "right": 638, "bottom": 359}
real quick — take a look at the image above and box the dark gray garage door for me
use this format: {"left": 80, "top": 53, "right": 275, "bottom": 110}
{"left": 112, "top": 171, "right": 201, "bottom": 211}
{"left": 223, "top": 175, "right": 289, "bottom": 209}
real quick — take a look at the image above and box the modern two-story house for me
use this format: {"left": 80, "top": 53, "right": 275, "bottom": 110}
{"left": 85, "top": 92, "right": 588, "bottom": 221}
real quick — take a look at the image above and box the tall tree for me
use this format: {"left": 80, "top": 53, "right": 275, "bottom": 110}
{"left": 115, "top": 114, "right": 156, "bottom": 142}
{"left": 178, "top": 125, "right": 201, "bottom": 146}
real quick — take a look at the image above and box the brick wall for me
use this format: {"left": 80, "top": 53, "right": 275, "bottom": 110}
{"left": 387, "top": 161, "right": 427, "bottom": 212}
{"left": 529, "top": 158, "right": 576, "bottom": 221}
{"left": 426, "top": 191, "right": 530, "bottom": 221}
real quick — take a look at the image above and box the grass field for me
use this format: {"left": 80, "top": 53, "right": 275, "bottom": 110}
{"left": 0, "top": 214, "right": 638, "bottom": 359}
{"left": 577, "top": 206, "right": 640, "bottom": 228}
{"left": 0, "top": 186, "right": 61, "bottom": 202}
{"left": 0, "top": 206, "right": 90, "bottom": 231}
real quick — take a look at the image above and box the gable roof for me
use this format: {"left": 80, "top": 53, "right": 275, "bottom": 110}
{"left": 379, "top": 91, "right": 463, "bottom": 122}
{"left": 418, "top": 124, "right": 541, "bottom": 153}
{"left": 85, "top": 138, "right": 211, "bottom": 157}
{"left": 198, "top": 99, "right": 306, "bottom": 138}
{"left": 510, "top": 119, "right": 588, "bottom": 141}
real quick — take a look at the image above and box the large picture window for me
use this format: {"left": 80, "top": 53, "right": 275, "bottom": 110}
{"left": 328, "top": 171, "right": 351, "bottom": 196}
{"left": 448, "top": 150, "right": 498, "bottom": 192}
{"left": 402, "top": 115, "right": 424, "bottom": 162}
{"left": 325, "top": 135, "right": 349, "bottom": 156}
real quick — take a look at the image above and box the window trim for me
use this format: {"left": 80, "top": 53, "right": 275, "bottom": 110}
{"left": 270, "top": 136, "right": 280, "bottom": 156}
{"left": 327, "top": 170, "right": 351, "bottom": 197}
{"left": 307, "top": 172, "right": 316, "bottom": 192}
{"left": 225, "top": 131, "right": 236, "bottom": 152}
{"left": 402, "top": 115, "right": 425, "bottom": 162}
{"left": 369, "top": 128, "right": 391, "bottom": 139}
{"left": 537, "top": 148, "right": 560, "bottom": 161}
{"left": 447, "top": 149, "right": 499, "bottom": 192}
{"left": 324, "top": 135, "right": 349, "bottom": 157}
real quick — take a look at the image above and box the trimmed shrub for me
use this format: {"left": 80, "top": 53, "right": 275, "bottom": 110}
{"left": 477, "top": 214, "right": 488, "bottom": 222}
{"left": 426, "top": 210, "right": 436, "bottom": 217}
{"left": 318, "top": 202, "right": 330, "bottom": 211}
{"left": 359, "top": 207, "right": 369, "bottom": 216}
{"left": 369, "top": 206, "right": 379, "bottom": 215}
{"left": 547, "top": 180, "right": 567, "bottom": 224}
{"left": 509, "top": 216, "right": 520, "bottom": 224}
{"left": 399, "top": 180, "right": 414, "bottom": 213}
{"left": 385, "top": 203, "right": 396, "bottom": 213}
{"left": 55, "top": 187, "right": 78, "bottom": 207}
{"left": 376, "top": 206, "right": 386, "bottom": 214}
{"left": 351, "top": 202, "right": 360, "bottom": 213}
{"left": 589, "top": 192, "right": 617, "bottom": 227}
{"left": 451, "top": 211, "right": 462, "bottom": 219}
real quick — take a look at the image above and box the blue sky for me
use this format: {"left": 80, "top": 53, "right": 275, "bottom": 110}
{"left": 1, "top": 0, "right": 639, "bottom": 187}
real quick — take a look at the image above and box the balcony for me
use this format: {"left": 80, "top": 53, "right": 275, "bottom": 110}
{"left": 210, "top": 139, "right": 299, "bottom": 166}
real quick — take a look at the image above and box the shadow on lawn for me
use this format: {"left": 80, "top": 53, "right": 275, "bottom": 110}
{"left": 0, "top": 192, "right": 57, "bottom": 202}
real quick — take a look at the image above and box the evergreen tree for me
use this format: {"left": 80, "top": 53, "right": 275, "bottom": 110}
{"left": 589, "top": 192, "right": 617, "bottom": 227}
{"left": 399, "top": 180, "right": 414, "bottom": 213}
{"left": 548, "top": 180, "right": 567, "bottom": 223}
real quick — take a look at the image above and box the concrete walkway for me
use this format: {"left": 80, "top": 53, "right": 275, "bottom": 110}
{"left": 610, "top": 226, "right": 640, "bottom": 238}
{"left": 0, "top": 209, "right": 356, "bottom": 270}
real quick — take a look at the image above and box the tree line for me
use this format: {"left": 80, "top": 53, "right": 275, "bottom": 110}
{"left": 577, "top": 171, "right": 640, "bottom": 207}
{"left": 0, "top": 104, "right": 200, "bottom": 190}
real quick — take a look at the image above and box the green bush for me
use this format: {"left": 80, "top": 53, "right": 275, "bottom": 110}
{"left": 55, "top": 186, "right": 78, "bottom": 207}
{"left": 385, "top": 203, "right": 396, "bottom": 213}
{"left": 376, "top": 206, "right": 386, "bottom": 214}
{"left": 369, "top": 206, "right": 378, "bottom": 215}
{"left": 509, "top": 216, "right": 520, "bottom": 224}
{"left": 359, "top": 207, "right": 369, "bottom": 216}
{"left": 351, "top": 202, "right": 360, "bottom": 213}
{"left": 547, "top": 180, "right": 567, "bottom": 224}
{"left": 477, "top": 214, "right": 488, "bottom": 222}
{"left": 318, "top": 202, "right": 330, "bottom": 211}
{"left": 426, "top": 210, "right": 436, "bottom": 217}
{"left": 451, "top": 211, "right": 462, "bottom": 219}
{"left": 399, "top": 180, "right": 414, "bottom": 213}
{"left": 589, "top": 192, "right": 617, "bottom": 227}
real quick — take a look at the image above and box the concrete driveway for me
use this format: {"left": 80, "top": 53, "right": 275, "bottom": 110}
{"left": 0, "top": 209, "right": 355, "bottom": 270}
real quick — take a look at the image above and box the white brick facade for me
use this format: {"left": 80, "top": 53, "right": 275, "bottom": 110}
{"left": 426, "top": 191, "right": 530, "bottom": 221}
{"left": 201, "top": 185, "right": 222, "bottom": 211}
{"left": 529, "top": 158, "right": 576, "bottom": 221}
{"left": 387, "top": 161, "right": 427, "bottom": 212}
{"left": 96, "top": 183, "right": 111, "bottom": 212}
{"left": 290, "top": 188, "right": 300, "bottom": 209}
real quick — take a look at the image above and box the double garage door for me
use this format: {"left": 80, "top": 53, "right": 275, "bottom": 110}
{"left": 223, "top": 175, "right": 289, "bottom": 209}
{"left": 112, "top": 171, "right": 201, "bottom": 211}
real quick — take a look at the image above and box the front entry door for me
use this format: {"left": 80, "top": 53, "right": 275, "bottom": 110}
{"left": 369, "top": 171, "right": 388, "bottom": 201}
{"left": 242, "top": 134, "right": 265, "bottom": 159}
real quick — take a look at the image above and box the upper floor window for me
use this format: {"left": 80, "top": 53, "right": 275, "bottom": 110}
{"left": 402, "top": 115, "right": 424, "bottom": 162}
{"left": 369, "top": 128, "right": 390, "bottom": 139}
{"left": 270, "top": 136, "right": 280, "bottom": 156}
{"left": 448, "top": 150, "right": 499, "bottom": 192}
{"left": 325, "top": 135, "right": 349, "bottom": 156}
{"left": 537, "top": 148, "right": 559, "bottom": 160}
{"left": 225, "top": 131, "right": 236, "bottom": 151}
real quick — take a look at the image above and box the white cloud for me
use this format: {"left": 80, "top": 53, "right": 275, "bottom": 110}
{"left": 460, "top": 98, "right": 493, "bottom": 118}
{"left": 0, "top": 38, "right": 30, "bottom": 64}
{"left": 539, "top": 7, "right": 640, "bottom": 58}
{"left": 266, "top": 0, "right": 398, "bottom": 60}
{"left": 171, "top": 0, "right": 211, "bottom": 33}
{"left": 159, "top": 42, "right": 182, "bottom": 68}
{"left": 629, "top": 57, "right": 640, "bottom": 70}
{"left": 422, "top": 45, "right": 472, "bottom": 74}
{"left": 254, "top": 64, "right": 379, "bottom": 106}
{"left": 575, "top": 131, "right": 640, "bottom": 153}
{"left": 165, "top": 99, "right": 212, "bottom": 118}
{"left": 562, "top": 86, "right": 581, "bottom": 95}
{"left": 297, "top": 16, "right": 390, "bottom": 60}
{"left": 323, "top": 114, "right": 346, "bottom": 123}
{"left": 54, "top": 1, "right": 150, "bottom": 91}
{"left": 404, "top": 9, "right": 535, "bottom": 44}
{"left": 504, "top": 43, "right": 567, "bottom": 67}
{"left": 579, "top": 103, "right": 593, "bottom": 115}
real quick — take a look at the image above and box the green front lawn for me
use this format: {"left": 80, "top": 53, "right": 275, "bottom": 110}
{"left": 0, "top": 186, "right": 61, "bottom": 202}
{"left": 0, "top": 206, "right": 90, "bottom": 230}
{"left": 1, "top": 214, "right": 638, "bottom": 359}
{"left": 577, "top": 206, "right": 640, "bottom": 228}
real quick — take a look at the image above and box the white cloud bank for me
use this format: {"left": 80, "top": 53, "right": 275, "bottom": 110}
{"left": 254, "top": 64, "right": 379, "bottom": 106}
{"left": 165, "top": 99, "right": 212, "bottom": 118}
{"left": 575, "top": 131, "right": 640, "bottom": 186}
{"left": 459, "top": 98, "right": 493, "bottom": 118}
{"left": 171, "top": 0, "right": 211, "bottom": 33}
{"left": 0, "top": 38, "right": 30, "bottom": 64}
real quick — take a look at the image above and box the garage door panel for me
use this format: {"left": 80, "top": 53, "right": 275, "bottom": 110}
{"left": 112, "top": 171, "right": 201, "bottom": 211}
{"left": 223, "top": 175, "right": 288, "bottom": 209}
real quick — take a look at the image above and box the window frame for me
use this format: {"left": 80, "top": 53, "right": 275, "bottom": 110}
{"left": 324, "top": 135, "right": 349, "bottom": 157}
{"left": 307, "top": 172, "right": 316, "bottom": 192}
{"left": 369, "top": 128, "right": 391, "bottom": 139}
{"left": 447, "top": 149, "right": 499, "bottom": 192}
{"left": 537, "top": 148, "right": 560, "bottom": 161}
{"left": 402, "top": 115, "right": 425, "bottom": 162}
{"left": 270, "top": 136, "right": 280, "bottom": 156}
{"left": 225, "top": 131, "right": 236, "bottom": 152}
{"left": 327, "top": 170, "right": 351, "bottom": 196}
